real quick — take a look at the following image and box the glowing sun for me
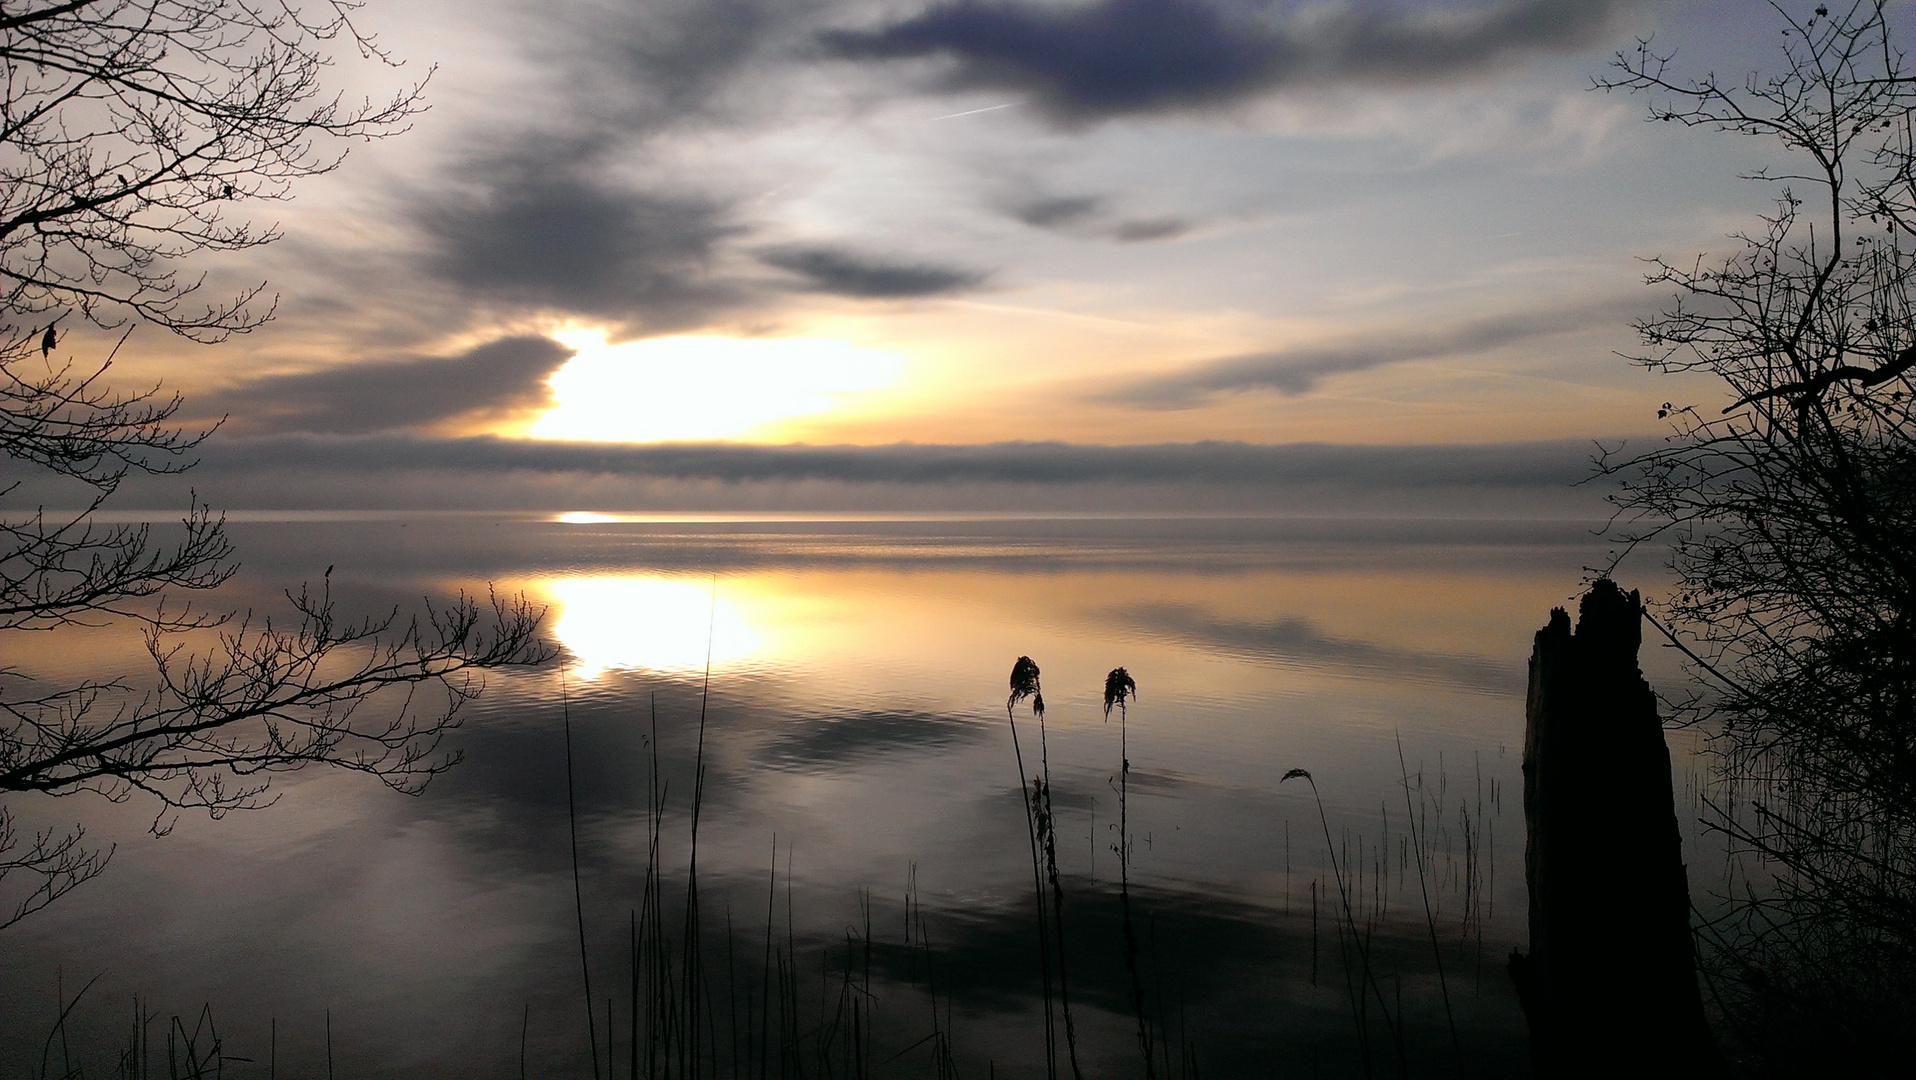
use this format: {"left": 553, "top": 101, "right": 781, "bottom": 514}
{"left": 530, "top": 331, "right": 902, "bottom": 442}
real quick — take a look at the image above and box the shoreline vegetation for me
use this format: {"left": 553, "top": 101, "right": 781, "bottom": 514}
{"left": 6, "top": 0, "right": 1914, "bottom": 1074}
{"left": 20, "top": 650, "right": 1520, "bottom": 1079}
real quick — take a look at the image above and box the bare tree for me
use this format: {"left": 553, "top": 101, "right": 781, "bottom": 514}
{"left": 1597, "top": 2, "right": 1916, "bottom": 1069}
{"left": 0, "top": 324, "right": 550, "bottom": 930}
{"left": 0, "top": 3, "right": 547, "bottom": 931}
{"left": 0, "top": 0, "right": 428, "bottom": 339}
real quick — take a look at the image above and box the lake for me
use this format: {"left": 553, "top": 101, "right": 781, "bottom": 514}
{"left": 1, "top": 513, "right": 1693, "bottom": 1078}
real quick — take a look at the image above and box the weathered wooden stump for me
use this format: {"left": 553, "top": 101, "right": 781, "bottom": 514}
{"left": 1509, "top": 580, "right": 1726, "bottom": 1078}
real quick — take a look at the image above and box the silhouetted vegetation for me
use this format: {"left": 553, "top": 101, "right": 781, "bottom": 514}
{"left": 16, "top": 654, "right": 1523, "bottom": 1078}
{"left": 0, "top": 2, "right": 546, "bottom": 928}
{"left": 0, "top": 338, "right": 550, "bottom": 920}
{"left": 0, "top": 0, "right": 427, "bottom": 338}
{"left": 1511, "top": 582, "right": 1726, "bottom": 1077}
{"left": 1598, "top": 2, "right": 1916, "bottom": 1070}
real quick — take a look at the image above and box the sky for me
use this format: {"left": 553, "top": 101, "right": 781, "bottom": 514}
{"left": 59, "top": 0, "right": 1866, "bottom": 512}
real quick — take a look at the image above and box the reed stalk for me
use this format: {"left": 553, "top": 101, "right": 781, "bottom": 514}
{"left": 561, "top": 667, "right": 602, "bottom": 1080}
{"left": 1284, "top": 768, "right": 1379, "bottom": 1079}
{"left": 1036, "top": 700, "right": 1085, "bottom": 1080}
{"left": 1105, "top": 667, "right": 1156, "bottom": 1080}
{"left": 1006, "top": 656, "right": 1060, "bottom": 1080}
{"left": 1396, "top": 736, "right": 1465, "bottom": 1078}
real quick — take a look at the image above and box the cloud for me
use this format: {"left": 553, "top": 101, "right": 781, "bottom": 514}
{"left": 822, "top": 0, "right": 1636, "bottom": 123}
{"left": 1004, "top": 192, "right": 1194, "bottom": 242}
{"left": 1111, "top": 216, "right": 1191, "bottom": 242}
{"left": 163, "top": 434, "right": 1592, "bottom": 487}
{"left": 413, "top": 143, "right": 747, "bottom": 328}
{"left": 411, "top": 164, "right": 984, "bottom": 331}
{"left": 1125, "top": 603, "right": 1517, "bottom": 694}
{"left": 759, "top": 708, "right": 988, "bottom": 771}
{"left": 755, "top": 243, "right": 990, "bottom": 297}
{"left": 65, "top": 434, "right": 1618, "bottom": 517}
{"left": 214, "top": 336, "right": 576, "bottom": 435}
{"left": 567, "top": 0, "right": 785, "bottom": 129}
{"left": 1011, "top": 195, "right": 1105, "bottom": 228}
{"left": 865, "top": 878, "right": 1380, "bottom": 1033}
{"left": 1111, "top": 300, "right": 1636, "bottom": 405}
{"left": 380, "top": 0, "right": 825, "bottom": 332}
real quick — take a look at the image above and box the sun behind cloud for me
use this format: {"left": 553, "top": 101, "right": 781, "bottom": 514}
{"left": 530, "top": 331, "right": 903, "bottom": 442}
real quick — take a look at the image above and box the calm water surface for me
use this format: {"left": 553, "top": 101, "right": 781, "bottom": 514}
{"left": 2, "top": 515, "right": 1675, "bottom": 1077}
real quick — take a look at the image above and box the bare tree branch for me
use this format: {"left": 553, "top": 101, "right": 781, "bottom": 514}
{"left": 0, "top": 0, "right": 429, "bottom": 339}
{"left": 0, "top": 4, "right": 549, "bottom": 930}
{"left": 1598, "top": 2, "right": 1916, "bottom": 1063}
{"left": 0, "top": 805, "right": 109, "bottom": 930}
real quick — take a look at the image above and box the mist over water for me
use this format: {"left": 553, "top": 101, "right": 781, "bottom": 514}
{"left": 0, "top": 515, "right": 1649, "bottom": 1077}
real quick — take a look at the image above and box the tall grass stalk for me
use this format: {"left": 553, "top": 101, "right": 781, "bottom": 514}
{"left": 1105, "top": 667, "right": 1156, "bottom": 1080}
{"left": 39, "top": 970, "right": 101, "bottom": 1080}
{"left": 561, "top": 667, "right": 602, "bottom": 1080}
{"left": 1007, "top": 656, "right": 1060, "bottom": 1080}
{"left": 1283, "top": 768, "right": 1385, "bottom": 1079}
{"left": 1035, "top": 694, "right": 1085, "bottom": 1080}
{"left": 679, "top": 629, "right": 714, "bottom": 1080}
{"left": 760, "top": 836, "right": 776, "bottom": 1080}
{"left": 1396, "top": 736, "right": 1465, "bottom": 1078}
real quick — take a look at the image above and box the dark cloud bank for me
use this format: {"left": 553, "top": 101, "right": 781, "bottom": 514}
{"left": 408, "top": 153, "right": 992, "bottom": 330}
{"left": 78, "top": 435, "right": 1620, "bottom": 517}
{"left": 755, "top": 244, "right": 989, "bottom": 297}
{"left": 413, "top": 147, "right": 750, "bottom": 328}
{"left": 173, "top": 434, "right": 1585, "bottom": 486}
{"left": 408, "top": 143, "right": 988, "bottom": 333}
{"left": 823, "top": 0, "right": 1638, "bottom": 122}
{"left": 213, "top": 336, "right": 576, "bottom": 434}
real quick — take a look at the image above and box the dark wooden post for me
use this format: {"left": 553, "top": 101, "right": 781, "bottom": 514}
{"left": 1508, "top": 580, "right": 1727, "bottom": 1078}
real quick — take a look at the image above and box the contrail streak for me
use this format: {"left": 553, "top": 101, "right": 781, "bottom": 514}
{"left": 921, "top": 102, "right": 1015, "bottom": 121}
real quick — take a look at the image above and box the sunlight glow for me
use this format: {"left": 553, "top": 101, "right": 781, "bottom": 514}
{"left": 530, "top": 332, "right": 903, "bottom": 442}
{"left": 540, "top": 575, "right": 761, "bottom": 679}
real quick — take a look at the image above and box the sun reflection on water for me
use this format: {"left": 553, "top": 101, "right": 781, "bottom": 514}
{"left": 540, "top": 575, "right": 761, "bottom": 679}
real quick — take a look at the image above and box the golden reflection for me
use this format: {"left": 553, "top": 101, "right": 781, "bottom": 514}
{"left": 503, "top": 560, "right": 1563, "bottom": 701}
{"left": 539, "top": 576, "right": 762, "bottom": 679}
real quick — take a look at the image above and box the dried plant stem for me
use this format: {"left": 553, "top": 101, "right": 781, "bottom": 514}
{"left": 1284, "top": 768, "right": 1382, "bottom": 1079}
{"left": 1396, "top": 736, "right": 1465, "bottom": 1078}
{"left": 1006, "top": 699, "right": 1060, "bottom": 1080}
{"left": 1116, "top": 699, "right": 1156, "bottom": 1080}
{"left": 563, "top": 667, "right": 602, "bottom": 1080}
{"left": 1036, "top": 706, "right": 1086, "bottom": 1080}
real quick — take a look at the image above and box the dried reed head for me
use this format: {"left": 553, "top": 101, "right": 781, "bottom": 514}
{"left": 1009, "top": 655, "right": 1045, "bottom": 718}
{"left": 1103, "top": 666, "right": 1137, "bottom": 718}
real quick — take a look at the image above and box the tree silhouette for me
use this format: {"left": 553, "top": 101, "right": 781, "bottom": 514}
{"left": 0, "top": 0, "right": 428, "bottom": 339}
{"left": 1598, "top": 1, "right": 1916, "bottom": 1066}
{"left": 0, "top": 3, "right": 545, "bottom": 930}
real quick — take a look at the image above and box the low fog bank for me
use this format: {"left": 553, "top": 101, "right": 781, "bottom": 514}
{"left": 9, "top": 433, "right": 1631, "bottom": 518}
